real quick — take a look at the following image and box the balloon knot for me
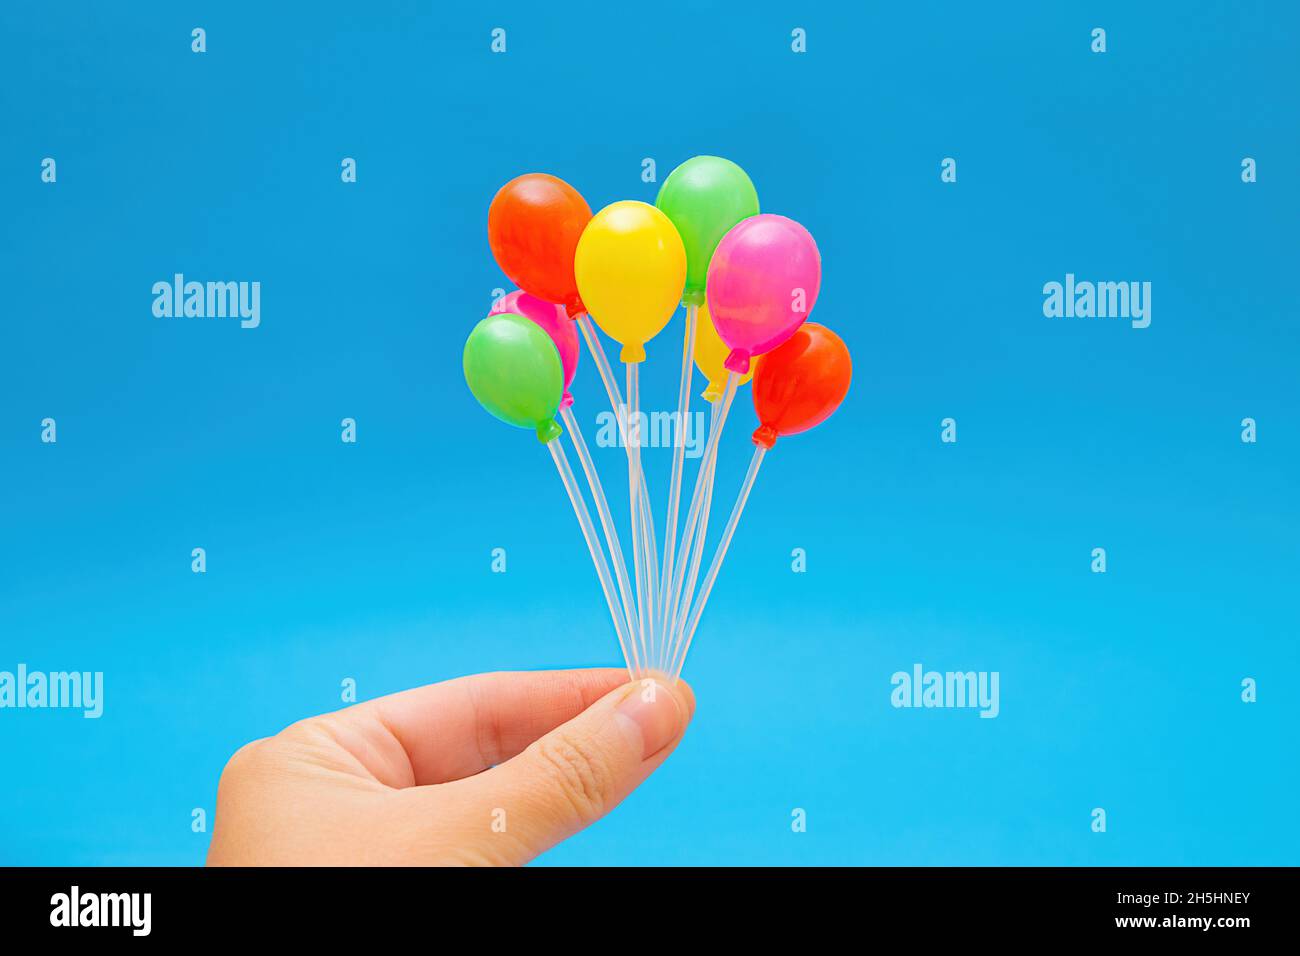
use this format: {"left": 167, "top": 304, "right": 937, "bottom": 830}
{"left": 620, "top": 342, "right": 647, "bottom": 364}
{"left": 559, "top": 392, "right": 575, "bottom": 410}
{"left": 536, "top": 419, "right": 562, "bottom": 444}
{"left": 723, "top": 348, "right": 751, "bottom": 375}
{"left": 752, "top": 424, "right": 778, "bottom": 449}
{"left": 681, "top": 288, "right": 706, "bottom": 307}
{"left": 566, "top": 300, "right": 585, "bottom": 319}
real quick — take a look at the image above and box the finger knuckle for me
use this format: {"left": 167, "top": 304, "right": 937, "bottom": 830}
{"left": 533, "top": 732, "right": 614, "bottom": 824}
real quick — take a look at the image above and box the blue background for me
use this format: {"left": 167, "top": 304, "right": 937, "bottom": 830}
{"left": 1, "top": 1, "right": 1296, "bottom": 865}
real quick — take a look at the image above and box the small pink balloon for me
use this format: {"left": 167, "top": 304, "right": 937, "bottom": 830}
{"left": 490, "top": 289, "right": 580, "bottom": 408}
{"left": 705, "top": 214, "right": 821, "bottom": 375}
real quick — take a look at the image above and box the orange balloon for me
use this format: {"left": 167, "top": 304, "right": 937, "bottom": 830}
{"left": 751, "top": 323, "right": 852, "bottom": 449}
{"left": 488, "top": 174, "right": 592, "bottom": 316}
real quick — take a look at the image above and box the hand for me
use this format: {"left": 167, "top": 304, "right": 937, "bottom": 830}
{"left": 206, "top": 668, "right": 695, "bottom": 866}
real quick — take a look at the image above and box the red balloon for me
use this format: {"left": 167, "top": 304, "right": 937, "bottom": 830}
{"left": 488, "top": 173, "right": 592, "bottom": 316}
{"left": 751, "top": 323, "right": 852, "bottom": 449}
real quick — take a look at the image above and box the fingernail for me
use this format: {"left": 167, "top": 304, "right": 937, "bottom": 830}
{"left": 615, "top": 680, "right": 682, "bottom": 760}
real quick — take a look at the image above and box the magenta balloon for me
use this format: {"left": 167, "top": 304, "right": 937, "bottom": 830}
{"left": 705, "top": 214, "right": 821, "bottom": 375}
{"left": 491, "top": 290, "right": 580, "bottom": 407}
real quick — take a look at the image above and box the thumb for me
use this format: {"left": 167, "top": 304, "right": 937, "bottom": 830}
{"left": 451, "top": 676, "right": 694, "bottom": 863}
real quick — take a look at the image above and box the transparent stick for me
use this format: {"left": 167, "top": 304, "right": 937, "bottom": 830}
{"left": 575, "top": 313, "right": 658, "bottom": 612}
{"left": 626, "top": 362, "right": 650, "bottom": 673}
{"left": 672, "top": 445, "right": 767, "bottom": 680}
{"left": 660, "top": 397, "right": 715, "bottom": 671}
{"left": 663, "top": 373, "right": 736, "bottom": 669}
{"left": 631, "top": 363, "right": 661, "bottom": 670}
{"left": 657, "top": 303, "right": 697, "bottom": 667}
{"left": 560, "top": 404, "right": 640, "bottom": 674}
{"left": 669, "top": 414, "right": 722, "bottom": 669}
{"left": 547, "top": 437, "right": 636, "bottom": 678}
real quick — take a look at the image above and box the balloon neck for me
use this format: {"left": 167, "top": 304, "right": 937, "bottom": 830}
{"left": 620, "top": 342, "right": 646, "bottom": 364}
{"left": 536, "top": 419, "right": 562, "bottom": 443}
{"left": 681, "top": 288, "right": 706, "bottom": 307}
{"left": 723, "top": 348, "right": 751, "bottom": 375}
{"left": 559, "top": 392, "right": 575, "bottom": 410}
{"left": 752, "top": 424, "right": 778, "bottom": 449}
{"left": 701, "top": 383, "right": 720, "bottom": 403}
{"left": 566, "top": 300, "right": 585, "bottom": 319}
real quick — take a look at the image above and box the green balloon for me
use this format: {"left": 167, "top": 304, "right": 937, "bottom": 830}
{"left": 655, "top": 155, "right": 760, "bottom": 306}
{"left": 463, "top": 312, "right": 563, "bottom": 442}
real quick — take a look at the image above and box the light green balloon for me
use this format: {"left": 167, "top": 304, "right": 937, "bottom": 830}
{"left": 463, "top": 312, "right": 563, "bottom": 442}
{"left": 655, "top": 156, "right": 760, "bottom": 306}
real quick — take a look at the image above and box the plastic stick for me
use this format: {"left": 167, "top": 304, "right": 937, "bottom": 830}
{"left": 657, "top": 303, "right": 697, "bottom": 666}
{"left": 546, "top": 437, "right": 636, "bottom": 678}
{"left": 663, "top": 373, "right": 736, "bottom": 668}
{"left": 662, "top": 393, "right": 719, "bottom": 670}
{"left": 669, "top": 413, "right": 722, "bottom": 669}
{"left": 630, "top": 363, "right": 661, "bottom": 670}
{"left": 665, "top": 400, "right": 717, "bottom": 671}
{"left": 626, "top": 363, "right": 651, "bottom": 672}
{"left": 575, "top": 312, "right": 659, "bottom": 612}
{"left": 671, "top": 444, "right": 767, "bottom": 680}
{"left": 560, "top": 404, "right": 639, "bottom": 668}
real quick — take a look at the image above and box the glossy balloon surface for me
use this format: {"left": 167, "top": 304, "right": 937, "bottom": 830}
{"left": 488, "top": 174, "right": 591, "bottom": 315}
{"left": 751, "top": 322, "right": 851, "bottom": 448}
{"left": 706, "top": 214, "right": 820, "bottom": 374}
{"left": 575, "top": 200, "right": 686, "bottom": 363}
{"left": 463, "top": 312, "right": 564, "bottom": 443}
{"left": 655, "top": 156, "right": 759, "bottom": 306}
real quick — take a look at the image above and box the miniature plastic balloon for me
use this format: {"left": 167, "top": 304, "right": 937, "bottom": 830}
{"left": 751, "top": 323, "right": 851, "bottom": 449}
{"left": 463, "top": 312, "right": 564, "bottom": 443}
{"left": 574, "top": 200, "right": 686, "bottom": 363}
{"left": 706, "top": 214, "right": 821, "bottom": 375}
{"left": 655, "top": 156, "right": 759, "bottom": 307}
{"left": 693, "top": 301, "right": 753, "bottom": 402}
{"left": 490, "top": 290, "right": 579, "bottom": 408}
{"left": 488, "top": 174, "right": 592, "bottom": 316}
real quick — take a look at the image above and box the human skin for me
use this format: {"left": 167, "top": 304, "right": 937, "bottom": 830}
{"left": 206, "top": 669, "right": 694, "bottom": 866}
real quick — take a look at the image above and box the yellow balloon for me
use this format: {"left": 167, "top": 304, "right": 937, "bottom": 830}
{"left": 575, "top": 200, "right": 686, "bottom": 363}
{"left": 693, "top": 301, "right": 753, "bottom": 402}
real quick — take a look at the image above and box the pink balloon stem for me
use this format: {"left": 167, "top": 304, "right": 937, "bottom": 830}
{"left": 664, "top": 397, "right": 719, "bottom": 669}
{"left": 665, "top": 373, "right": 736, "bottom": 673}
{"left": 657, "top": 303, "right": 697, "bottom": 669}
{"left": 673, "top": 444, "right": 767, "bottom": 681}
{"left": 670, "top": 425, "right": 720, "bottom": 673}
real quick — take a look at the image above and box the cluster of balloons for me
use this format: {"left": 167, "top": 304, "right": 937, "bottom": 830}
{"left": 465, "top": 160, "right": 850, "bottom": 444}
{"left": 463, "top": 155, "right": 853, "bottom": 675}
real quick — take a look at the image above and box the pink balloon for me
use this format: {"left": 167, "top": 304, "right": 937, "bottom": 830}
{"left": 705, "top": 214, "right": 821, "bottom": 375}
{"left": 490, "top": 289, "right": 580, "bottom": 408}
